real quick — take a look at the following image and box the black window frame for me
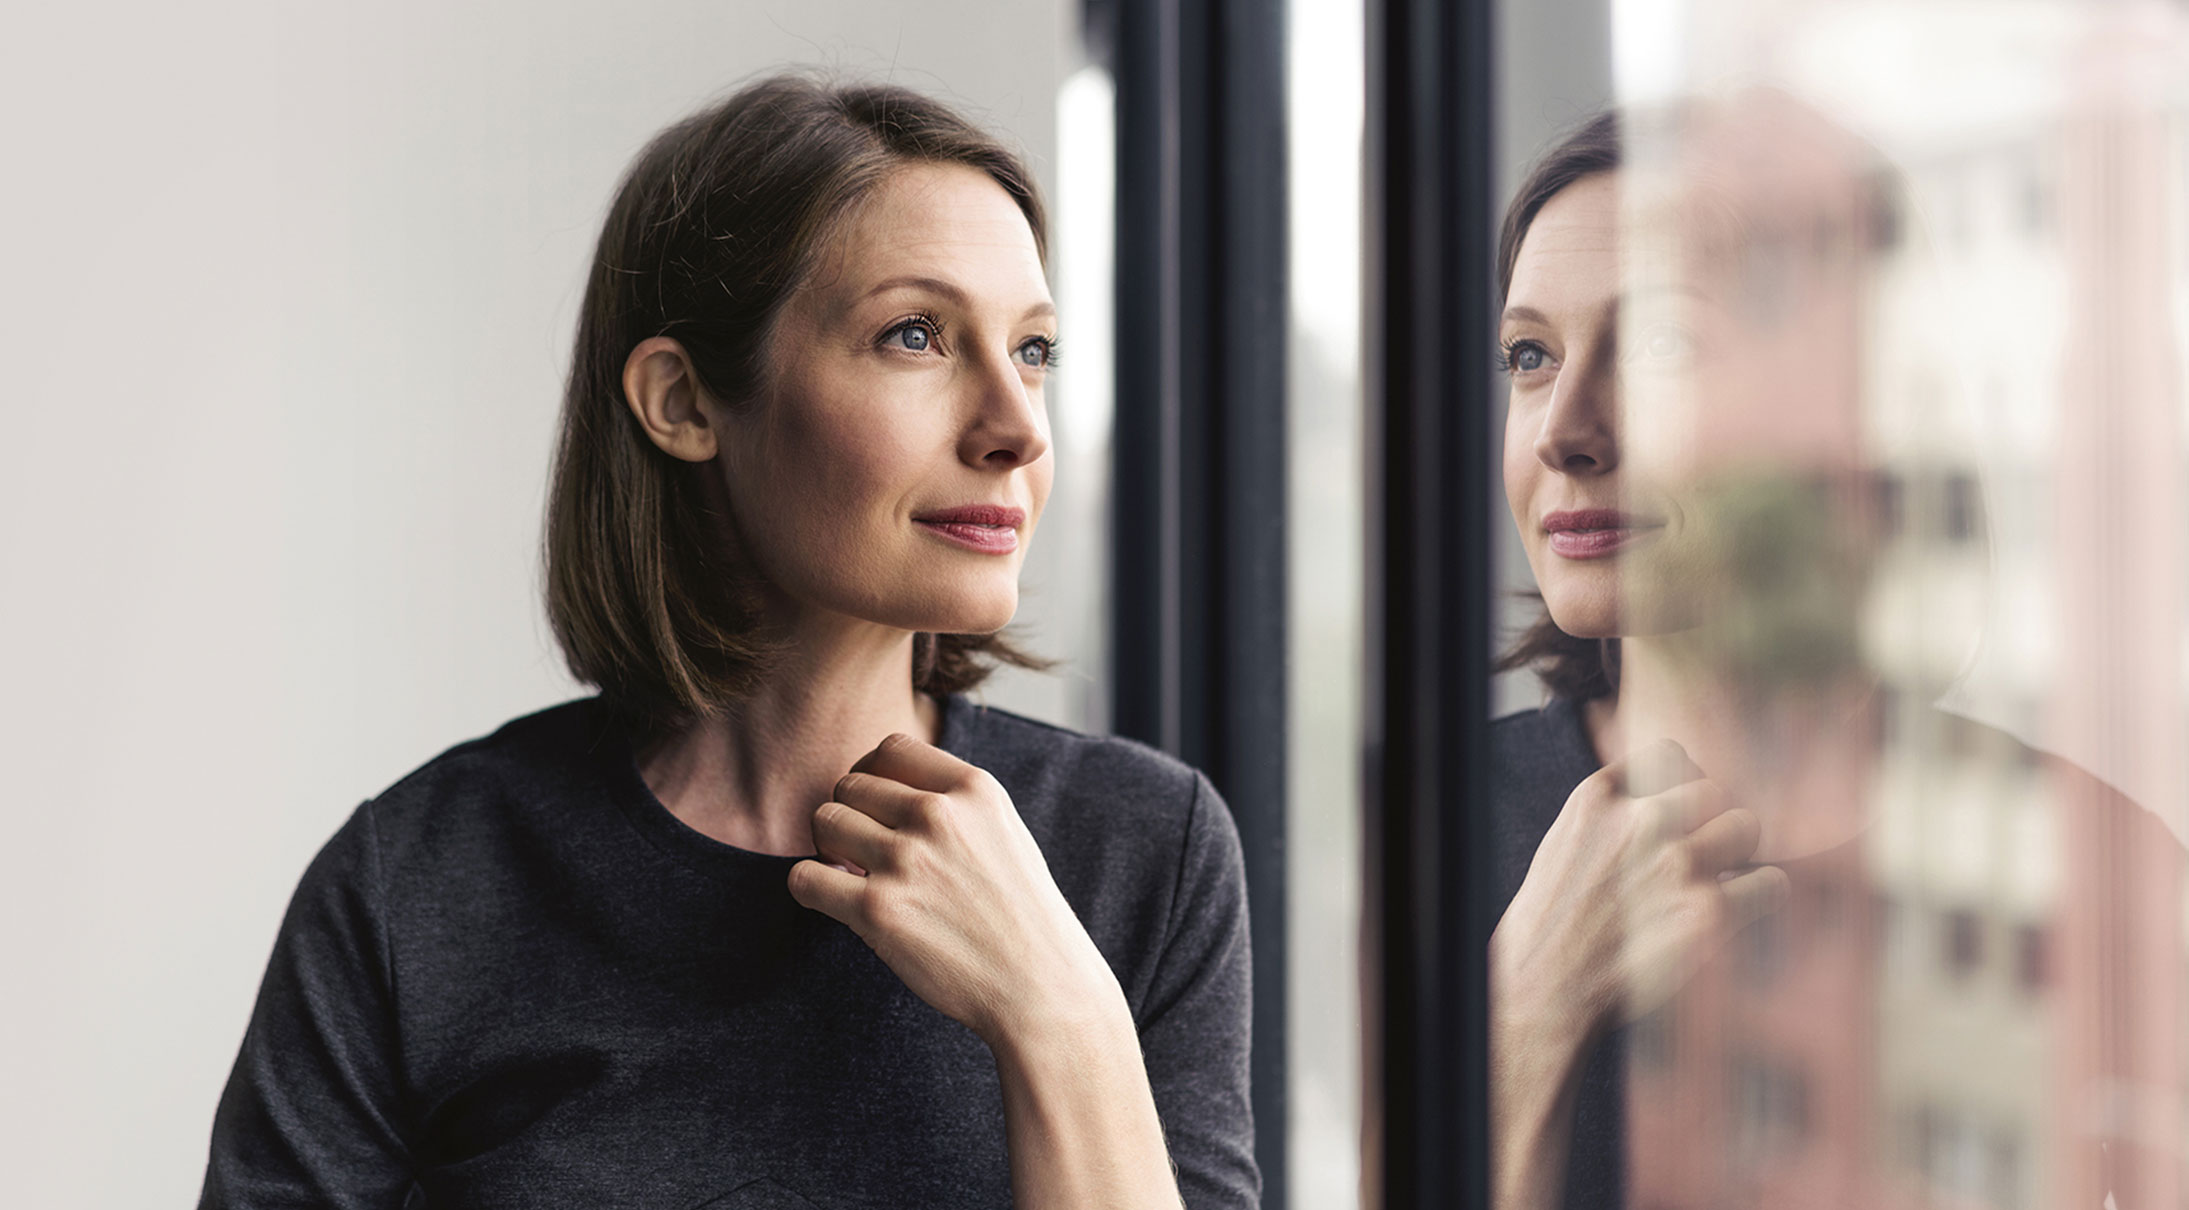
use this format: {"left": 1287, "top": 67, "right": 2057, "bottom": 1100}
{"left": 1092, "top": 0, "right": 1290, "bottom": 1203}
{"left": 1365, "top": 0, "right": 1497, "bottom": 1205}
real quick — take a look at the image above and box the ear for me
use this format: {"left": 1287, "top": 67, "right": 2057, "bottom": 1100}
{"left": 622, "top": 337, "right": 718, "bottom": 463}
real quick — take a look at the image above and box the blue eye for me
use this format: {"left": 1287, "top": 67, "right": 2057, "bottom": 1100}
{"left": 1015, "top": 337, "right": 1056, "bottom": 368}
{"left": 1500, "top": 339, "right": 1551, "bottom": 375}
{"left": 1628, "top": 323, "right": 1696, "bottom": 366}
{"left": 890, "top": 322, "right": 933, "bottom": 352}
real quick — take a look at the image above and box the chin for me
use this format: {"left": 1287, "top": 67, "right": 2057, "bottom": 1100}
{"left": 1536, "top": 577, "right": 1621, "bottom": 641}
{"left": 879, "top": 579, "right": 1020, "bottom": 636}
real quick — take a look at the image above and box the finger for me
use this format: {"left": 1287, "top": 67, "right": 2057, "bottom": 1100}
{"left": 1718, "top": 864, "right": 1791, "bottom": 930}
{"left": 1609, "top": 737, "right": 1706, "bottom": 797}
{"left": 786, "top": 858, "right": 868, "bottom": 927}
{"left": 849, "top": 731, "right": 984, "bottom": 794}
{"left": 831, "top": 771, "right": 938, "bottom": 829}
{"left": 1683, "top": 806, "right": 1762, "bottom": 873}
{"left": 1636, "top": 779, "right": 1734, "bottom": 843}
{"left": 810, "top": 800, "right": 896, "bottom": 872}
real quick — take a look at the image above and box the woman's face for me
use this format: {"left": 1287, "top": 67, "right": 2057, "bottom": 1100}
{"left": 1500, "top": 171, "right": 1714, "bottom": 640}
{"left": 1501, "top": 157, "right": 1877, "bottom": 662}
{"left": 710, "top": 162, "right": 1056, "bottom": 637}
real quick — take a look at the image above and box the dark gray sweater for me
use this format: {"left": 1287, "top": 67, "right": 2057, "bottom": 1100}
{"left": 1487, "top": 700, "right": 1622, "bottom": 1210}
{"left": 201, "top": 696, "right": 1255, "bottom": 1209}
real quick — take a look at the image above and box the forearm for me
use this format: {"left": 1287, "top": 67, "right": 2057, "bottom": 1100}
{"left": 1490, "top": 947, "right": 1593, "bottom": 1210}
{"left": 988, "top": 986, "right": 1183, "bottom": 1210}
{"left": 1491, "top": 1018, "right": 1585, "bottom": 1210}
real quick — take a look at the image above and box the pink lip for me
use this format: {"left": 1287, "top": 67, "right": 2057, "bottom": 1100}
{"left": 913, "top": 504, "right": 1025, "bottom": 555}
{"left": 1542, "top": 509, "right": 1664, "bottom": 560}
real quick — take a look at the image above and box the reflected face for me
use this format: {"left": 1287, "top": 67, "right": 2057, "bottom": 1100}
{"left": 1502, "top": 156, "right": 1879, "bottom": 681}
{"left": 710, "top": 162, "right": 1056, "bottom": 634}
{"left": 1500, "top": 172, "right": 1717, "bottom": 640}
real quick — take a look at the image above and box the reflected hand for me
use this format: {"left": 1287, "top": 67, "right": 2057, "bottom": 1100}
{"left": 786, "top": 733, "right": 1121, "bottom": 1045}
{"left": 1494, "top": 738, "right": 1790, "bottom": 1045}
{"left": 1490, "top": 739, "right": 1789, "bottom": 1210}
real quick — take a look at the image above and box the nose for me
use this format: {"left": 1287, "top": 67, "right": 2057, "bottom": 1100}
{"left": 958, "top": 351, "right": 1052, "bottom": 470}
{"left": 1533, "top": 345, "right": 1619, "bottom": 475}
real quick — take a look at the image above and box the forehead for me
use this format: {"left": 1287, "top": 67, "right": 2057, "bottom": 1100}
{"left": 821, "top": 162, "right": 1047, "bottom": 299}
{"left": 1505, "top": 173, "right": 1622, "bottom": 318}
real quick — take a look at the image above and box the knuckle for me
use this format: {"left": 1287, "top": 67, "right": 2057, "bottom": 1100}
{"left": 1723, "top": 808, "right": 1761, "bottom": 845}
{"left": 1650, "top": 845, "right": 1687, "bottom": 884}
{"left": 863, "top": 895, "right": 899, "bottom": 934}
{"left": 835, "top": 771, "right": 867, "bottom": 800}
{"left": 912, "top": 791, "right": 952, "bottom": 825}
{"left": 1683, "top": 886, "right": 1726, "bottom": 932}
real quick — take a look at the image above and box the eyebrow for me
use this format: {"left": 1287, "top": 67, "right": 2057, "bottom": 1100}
{"left": 862, "top": 275, "right": 1056, "bottom": 323}
{"left": 1499, "top": 283, "right": 1711, "bottom": 330}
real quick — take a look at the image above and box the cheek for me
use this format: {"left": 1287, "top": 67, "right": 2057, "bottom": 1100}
{"left": 728, "top": 396, "right": 914, "bottom": 565}
{"left": 1501, "top": 414, "right": 1537, "bottom": 529}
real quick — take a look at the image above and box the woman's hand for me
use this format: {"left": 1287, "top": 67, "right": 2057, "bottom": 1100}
{"left": 788, "top": 733, "right": 1184, "bottom": 1208}
{"left": 1490, "top": 739, "right": 1789, "bottom": 1210}
{"left": 1496, "top": 737, "right": 1787, "bottom": 1048}
{"left": 785, "top": 732, "right": 1122, "bottom": 1046}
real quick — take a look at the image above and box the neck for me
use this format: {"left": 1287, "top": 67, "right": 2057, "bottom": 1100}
{"left": 634, "top": 611, "right": 942, "bottom": 856}
{"left": 1588, "top": 629, "right": 1877, "bottom": 862}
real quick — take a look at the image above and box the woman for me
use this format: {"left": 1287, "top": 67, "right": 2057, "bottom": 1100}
{"left": 1488, "top": 100, "right": 2184, "bottom": 1210}
{"left": 201, "top": 76, "right": 1254, "bottom": 1209}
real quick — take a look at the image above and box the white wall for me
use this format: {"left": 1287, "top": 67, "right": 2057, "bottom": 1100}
{"left": 0, "top": 4, "right": 1083, "bottom": 1204}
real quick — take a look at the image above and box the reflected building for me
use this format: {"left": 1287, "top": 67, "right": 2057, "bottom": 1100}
{"left": 1620, "top": 20, "right": 2189, "bottom": 1208}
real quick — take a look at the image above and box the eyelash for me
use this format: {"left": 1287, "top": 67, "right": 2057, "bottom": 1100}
{"left": 879, "top": 314, "right": 1062, "bottom": 371}
{"left": 1496, "top": 337, "right": 1545, "bottom": 376}
{"left": 880, "top": 311, "right": 947, "bottom": 352}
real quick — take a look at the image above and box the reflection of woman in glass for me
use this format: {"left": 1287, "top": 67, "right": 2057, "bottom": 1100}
{"left": 201, "top": 76, "right": 1254, "bottom": 1209}
{"left": 1488, "top": 101, "right": 2182, "bottom": 1210}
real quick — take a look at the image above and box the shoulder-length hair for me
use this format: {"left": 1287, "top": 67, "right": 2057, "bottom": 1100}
{"left": 545, "top": 75, "right": 1048, "bottom": 732}
{"left": 1495, "top": 110, "right": 1625, "bottom": 703}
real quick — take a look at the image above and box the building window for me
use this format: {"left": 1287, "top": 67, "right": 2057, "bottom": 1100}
{"left": 1944, "top": 909, "right": 1984, "bottom": 978}
{"left": 1872, "top": 468, "right": 1905, "bottom": 540}
{"left": 2013, "top": 923, "right": 2046, "bottom": 994}
{"left": 1944, "top": 472, "right": 1979, "bottom": 544}
{"left": 1730, "top": 1055, "right": 1811, "bottom": 1166}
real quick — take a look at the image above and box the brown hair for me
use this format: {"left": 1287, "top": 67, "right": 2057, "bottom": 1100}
{"left": 545, "top": 74, "right": 1048, "bottom": 732}
{"left": 1495, "top": 110, "right": 1624, "bottom": 702}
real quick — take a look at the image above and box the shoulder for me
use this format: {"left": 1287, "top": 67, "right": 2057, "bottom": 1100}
{"left": 350, "top": 696, "right": 621, "bottom": 866}
{"left": 1940, "top": 708, "right": 2187, "bottom": 860}
{"left": 946, "top": 696, "right": 1216, "bottom": 837}
{"left": 1487, "top": 697, "right": 1603, "bottom": 907}
{"left": 944, "top": 697, "right": 1243, "bottom": 968}
{"left": 1489, "top": 696, "right": 1600, "bottom": 798}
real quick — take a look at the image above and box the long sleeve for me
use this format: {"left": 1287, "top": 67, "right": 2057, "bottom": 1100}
{"left": 201, "top": 802, "right": 416, "bottom": 1210}
{"left": 1137, "top": 772, "right": 1258, "bottom": 1210}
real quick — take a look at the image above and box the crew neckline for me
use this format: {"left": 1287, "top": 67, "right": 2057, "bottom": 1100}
{"left": 600, "top": 694, "right": 979, "bottom": 882}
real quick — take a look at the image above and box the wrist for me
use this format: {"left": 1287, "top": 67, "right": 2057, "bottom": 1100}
{"left": 981, "top": 962, "right": 1134, "bottom": 1057}
{"left": 1490, "top": 923, "right": 1599, "bottom": 1063}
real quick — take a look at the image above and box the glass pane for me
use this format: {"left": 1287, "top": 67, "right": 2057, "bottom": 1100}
{"left": 1491, "top": 2, "right": 2189, "bottom": 1207}
{"left": 1288, "top": 0, "right": 1367, "bottom": 1205}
